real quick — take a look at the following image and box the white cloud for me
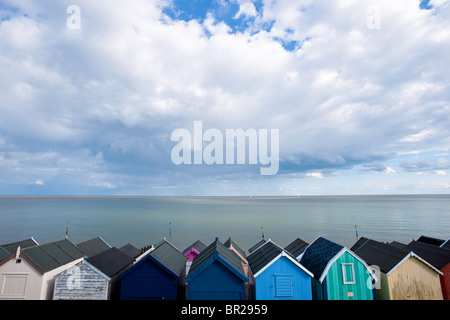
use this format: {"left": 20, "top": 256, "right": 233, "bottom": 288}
{"left": 0, "top": 0, "right": 449, "bottom": 195}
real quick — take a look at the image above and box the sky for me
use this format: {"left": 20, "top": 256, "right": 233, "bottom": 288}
{"left": 0, "top": 0, "right": 449, "bottom": 196}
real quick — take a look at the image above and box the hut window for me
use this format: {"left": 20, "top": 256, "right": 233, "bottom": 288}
{"left": 342, "top": 263, "right": 355, "bottom": 284}
{"left": 274, "top": 275, "right": 293, "bottom": 297}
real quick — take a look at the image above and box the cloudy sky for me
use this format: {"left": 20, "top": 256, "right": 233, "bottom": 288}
{"left": 0, "top": 0, "right": 449, "bottom": 196}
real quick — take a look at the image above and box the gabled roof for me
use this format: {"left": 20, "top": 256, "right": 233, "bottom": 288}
{"left": 442, "top": 239, "right": 450, "bottom": 250}
{"left": 351, "top": 238, "right": 410, "bottom": 274}
{"left": 119, "top": 243, "right": 141, "bottom": 259}
{"left": 247, "top": 240, "right": 313, "bottom": 278}
{"left": 300, "top": 237, "right": 344, "bottom": 282}
{"left": 224, "top": 237, "right": 247, "bottom": 258}
{"left": 0, "top": 247, "right": 10, "bottom": 262}
{"left": 403, "top": 240, "right": 450, "bottom": 270}
{"left": 183, "top": 240, "right": 207, "bottom": 255}
{"left": 0, "top": 238, "right": 39, "bottom": 255}
{"left": 186, "top": 239, "right": 248, "bottom": 282}
{"left": 352, "top": 238, "right": 443, "bottom": 276}
{"left": 284, "top": 238, "right": 309, "bottom": 259}
{"left": 87, "top": 247, "right": 134, "bottom": 277}
{"left": 300, "top": 237, "right": 374, "bottom": 283}
{"left": 417, "top": 235, "right": 446, "bottom": 247}
{"left": 248, "top": 239, "right": 267, "bottom": 254}
{"left": 76, "top": 237, "right": 112, "bottom": 257}
{"left": 1, "top": 238, "right": 85, "bottom": 274}
{"left": 149, "top": 241, "right": 187, "bottom": 277}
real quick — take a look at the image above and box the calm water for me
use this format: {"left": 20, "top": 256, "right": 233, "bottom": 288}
{"left": 0, "top": 195, "right": 449, "bottom": 252}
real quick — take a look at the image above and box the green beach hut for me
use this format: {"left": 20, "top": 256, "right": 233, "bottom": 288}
{"left": 300, "top": 237, "right": 377, "bottom": 300}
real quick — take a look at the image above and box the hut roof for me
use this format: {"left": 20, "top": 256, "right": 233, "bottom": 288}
{"left": 119, "top": 243, "right": 141, "bottom": 259}
{"left": 87, "top": 247, "right": 134, "bottom": 277}
{"left": 284, "top": 238, "right": 309, "bottom": 258}
{"left": 248, "top": 240, "right": 313, "bottom": 278}
{"left": 352, "top": 237, "right": 442, "bottom": 276}
{"left": 248, "top": 239, "right": 267, "bottom": 254}
{"left": 224, "top": 237, "right": 247, "bottom": 258}
{"left": 187, "top": 239, "right": 247, "bottom": 281}
{"left": 403, "top": 240, "right": 450, "bottom": 270}
{"left": 150, "top": 241, "right": 187, "bottom": 276}
{"left": 183, "top": 240, "right": 207, "bottom": 255}
{"left": 0, "top": 238, "right": 39, "bottom": 255}
{"left": 4, "top": 238, "right": 86, "bottom": 274}
{"left": 76, "top": 237, "right": 112, "bottom": 258}
{"left": 351, "top": 238, "right": 410, "bottom": 274}
{"left": 300, "top": 237, "right": 345, "bottom": 281}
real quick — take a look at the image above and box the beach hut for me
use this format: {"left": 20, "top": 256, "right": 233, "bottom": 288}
{"left": 86, "top": 247, "right": 135, "bottom": 300}
{"left": 119, "top": 239, "right": 187, "bottom": 300}
{"left": 224, "top": 237, "right": 254, "bottom": 299}
{"left": 0, "top": 238, "right": 85, "bottom": 300}
{"left": 76, "top": 237, "right": 112, "bottom": 258}
{"left": 352, "top": 238, "right": 443, "bottom": 300}
{"left": 399, "top": 240, "right": 450, "bottom": 300}
{"left": 53, "top": 260, "right": 111, "bottom": 300}
{"left": 284, "top": 238, "right": 309, "bottom": 260}
{"left": 300, "top": 237, "right": 376, "bottom": 300}
{"left": 183, "top": 240, "right": 207, "bottom": 275}
{"left": 185, "top": 238, "right": 248, "bottom": 300}
{"left": 247, "top": 240, "right": 313, "bottom": 300}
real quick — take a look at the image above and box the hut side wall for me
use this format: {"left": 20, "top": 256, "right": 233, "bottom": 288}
{"left": 254, "top": 256, "right": 312, "bottom": 300}
{"left": 389, "top": 256, "right": 443, "bottom": 300}
{"left": 325, "top": 251, "right": 374, "bottom": 300}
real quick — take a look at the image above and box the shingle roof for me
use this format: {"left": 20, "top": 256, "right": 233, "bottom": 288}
{"left": 0, "top": 238, "right": 39, "bottom": 254}
{"left": 0, "top": 247, "right": 12, "bottom": 261}
{"left": 351, "top": 238, "right": 410, "bottom": 274}
{"left": 183, "top": 240, "right": 207, "bottom": 255}
{"left": 417, "top": 235, "right": 446, "bottom": 247}
{"left": 76, "top": 237, "right": 112, "bottom": 257}
{"left": 224, "top": 237, "right": 247, "bottom": 258}
{"left": 248, "top": 239, "right": 267, "bottom": 254}
{"left": 87, "top": 247, "right": 134, "bottom": 277}
{"left": 300, "top": 237, "right": 344, "bottom": 280}
{"left": 20, "top": 238, "right": 85, "bottom": 273}
{"left": 189, "top": 239, "right": 245, "bottom": 276}
{"left": 442, "top": 239, "right": 450, "bottom": 250}
{"left": 247, "top": 241, "right": 283, "bottom": 275}
{"left": 119, "top": 243, "right": 141, "bottom": 259}
{"left": 284, "top": 238, "right": 309, "bottom": 258}
{"left": 150, "top": 241, "right": 187, "bottom": 276}
{"left": 403, "top": 240, "right": 450, "bottom": 270}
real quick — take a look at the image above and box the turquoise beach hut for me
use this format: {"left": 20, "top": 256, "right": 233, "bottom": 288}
{"left": 247, "top": 240, "right": 313, "bottom": 300}
{"left": 300, "top": 237, "right": 377, "bottom": 300}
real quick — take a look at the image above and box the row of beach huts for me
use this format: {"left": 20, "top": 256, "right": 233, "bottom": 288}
{"left": 0, "top": 233, "right": 449, "bottom": 300}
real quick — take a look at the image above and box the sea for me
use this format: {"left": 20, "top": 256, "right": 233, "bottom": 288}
{"left": 0, "top": 194, "right": 449, "bottom": 252}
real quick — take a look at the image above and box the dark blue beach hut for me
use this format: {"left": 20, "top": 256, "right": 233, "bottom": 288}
{"left": 119, "top": 240, "right": 187, "bottom": 300}
{"left": 247, "top": 240, "right": 313, "bottom": 300}
{"left": 185, "top": 238, "right": 248, "bottom": 300}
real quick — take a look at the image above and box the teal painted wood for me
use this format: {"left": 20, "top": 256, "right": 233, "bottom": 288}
{"left": 254, "top": 256, "right": 312, "bottom": 300}
{"left": 324, "top": 251, "right": 374, "bottom": 300}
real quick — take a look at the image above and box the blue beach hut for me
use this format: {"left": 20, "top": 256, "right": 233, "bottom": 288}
{"left": 119, "top": 240, "right": 187, "bottom": 300}
{"left": 185, "top": 238, "right": 248, "bottom": 300}
{"left": 300, "top": 237, "right": 377, "bottom": 300}
{"left": 247, "top": 240, "right": 313, "bottom": 300}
